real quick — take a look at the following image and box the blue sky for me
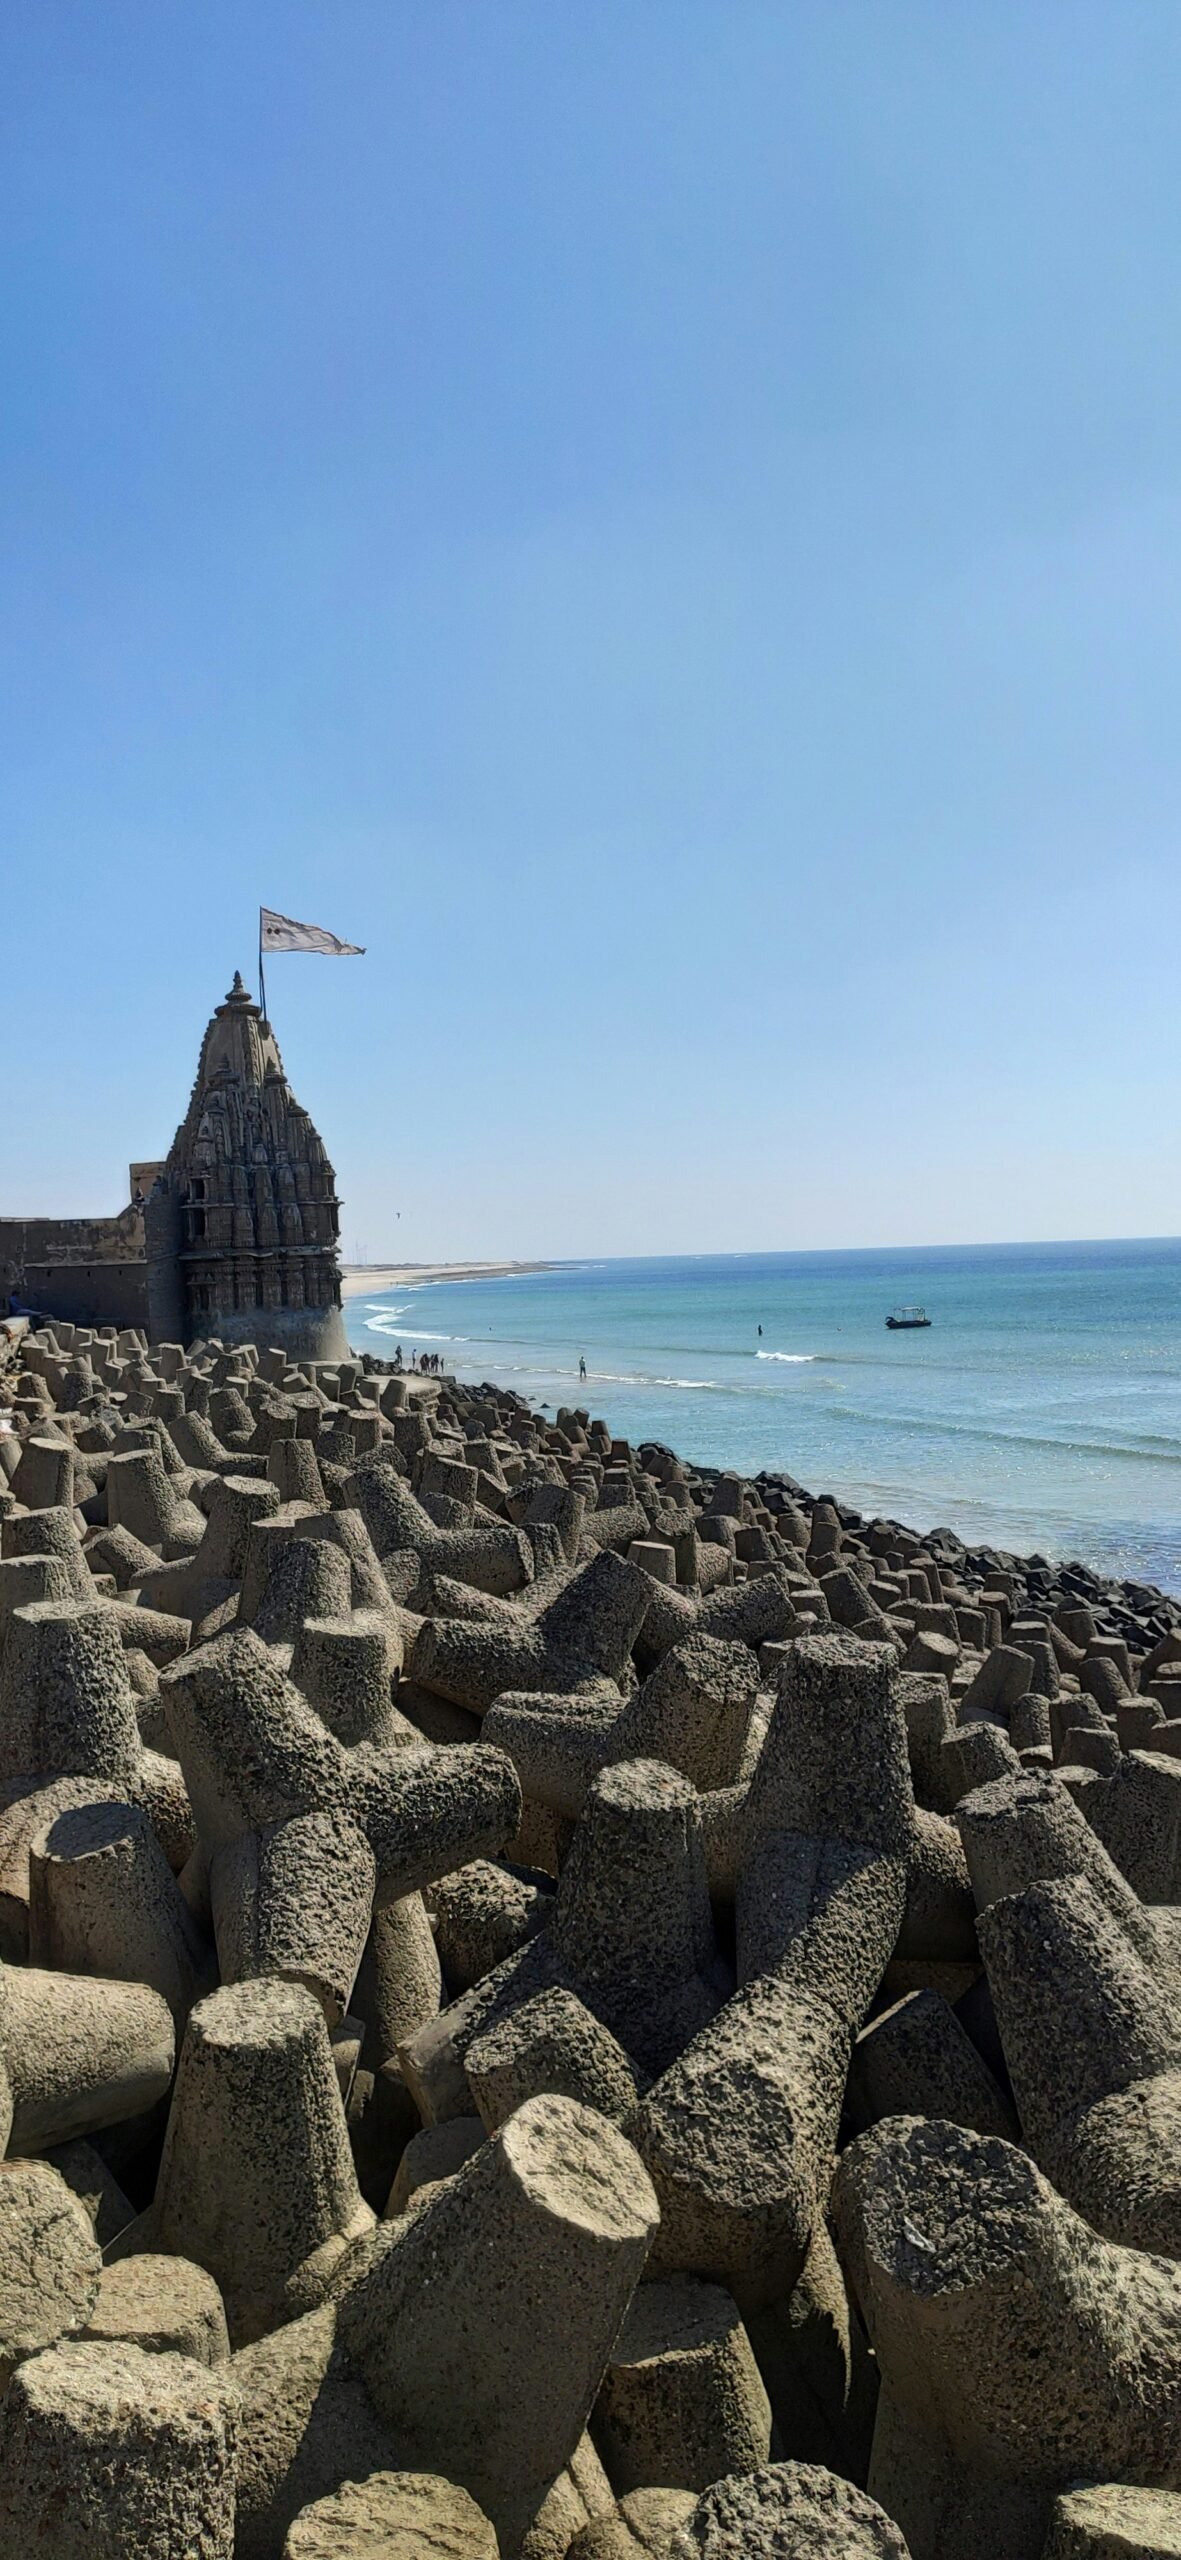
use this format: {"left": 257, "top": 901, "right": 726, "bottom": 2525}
{"left": 3, "top": 2, "right": 1180, "bottom": 1259}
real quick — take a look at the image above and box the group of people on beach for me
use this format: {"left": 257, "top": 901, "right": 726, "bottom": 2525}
{"left": 391, "top": 1346, "right": 445, "bottom": 1375}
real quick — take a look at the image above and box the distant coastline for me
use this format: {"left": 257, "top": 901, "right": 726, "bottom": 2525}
{"left": 339, "top": 1259, "right": 556, "bottom": 1301}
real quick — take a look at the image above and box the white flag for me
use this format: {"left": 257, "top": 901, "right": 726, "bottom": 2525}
{"left": 260, "top": 907, "right": 365, "bottom": 956}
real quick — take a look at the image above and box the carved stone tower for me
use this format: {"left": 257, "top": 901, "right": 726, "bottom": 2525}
{"left": 144, "top": 975, "right": 348, "bottom": 1361}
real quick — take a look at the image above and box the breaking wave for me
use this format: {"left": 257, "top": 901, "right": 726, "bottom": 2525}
{"left": 364, "top": 1313, "right": 467, "bottom": 1342}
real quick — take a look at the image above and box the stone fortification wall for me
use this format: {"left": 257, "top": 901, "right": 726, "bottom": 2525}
{"left": 0, "top": 1206, "right": 147, "bottom": 1328}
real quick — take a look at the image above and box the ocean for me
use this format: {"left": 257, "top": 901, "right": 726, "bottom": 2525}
{"left": 346, "top": 1241, "right": 1181, "bottom": 1596}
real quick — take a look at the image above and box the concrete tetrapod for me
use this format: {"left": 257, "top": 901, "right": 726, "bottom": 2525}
{"left": 281, "top": 2469, "right": 498, "bottom": 2557}
{"left": 150, "top": 1978, "right": 374, "bottom": 2345}
{"left": 409, "top": 1549, "right": 654, "bottom": 1717}
{"left": 226, "top": 2301, "right": 401, "bottom": 2560}
{"left": 352, "top": 1889, "right": 442, "bottom": 2067}
{"left": 735, "top": 1629, "right": 914, "bottom": 1983}
{"left": 0, "top": 1594, "right": 194, "bottom": 1877}
{"left": 0, "top": 2338, "right": 238, "bottom": 2559}
{"left": 9, "top": 1434, "right": 75, "bottom": 1514}
{"left": 833, "top": 2114, "right": 1181, "bottom": 2560}
{"left": 350, "top": 1459, "right": 536, "bottom": 1600}
{"left": 1043, "top": 2484, "right": 1181, "bottom": 2560}
{"left": 1, "top": 1505, "right": 93, "bottom": 1605}
{"left": 236, "top": 1507, "right": 397, "bottom": 1631}
{"left": 632, "top": 1635, "right": 912, "bottom": 2308}
{"left": 160, "top": 1624, "right": 520, "bottom": 1900}
{"left": 28, "top": 1798, "right": 210, "bottom": 2029}
{"left": 83, "top": 2252, "right": 230, "bottom": 2365}
{"left": 398, "top": 1759, "right": 725, "bottom": 2122}
{"left": 334, "top": 2092, "right": 660, "bottom": 2542}
{"left": 484, "top": 1632, "right": 760, "bottom": 1822}
{"left": 429, "top": 1856, "right": 550, "bottom": 1992}
{"left": 635, "top": 1842, "right": 903, "bottom": 2308}
{"left": 139, "top": 1469, "right": 281, "bottom": 1603}
{"left": 465, "top": 1985, "right": 642, "bottom": 2133}
{"left": 0, "top": 2159, "right": 101, "bottom": 2388}
{"left": 210, "top": 1808, "right": 376, "bottom": 2024}
{"left": 1, "top": 1956, "right": 175, "bottom": 2153}
{"left": 846, "top": 1988, "right": 1017, "bottom": 2142}
{"left": 567, "top": 2489, "right": 697, "bottom": 2558}
{"left": 0, "top": 1600, "right": 143, "bottom": 1790}
{"left": 105, "top": 1447, "right": 205, "bottom": 1552}
{"left": 594, "top": 2276, "right": 771, "bottom": 2495}
{"left": 978, "top": 1873, "right": 1181, "bottom": 2254}
{"left": 549, "top": 1761, "right": 723, "bottom": 2077}
{"left": 671, "top": 2460, "right": 913, "bottom": 2558}
{"left": 249, "top": 1538, "right": 353, "bottom": 1650}
{"left": 289, "top": 1611, "right": 403, "bottom": 1748}
{"left": 631, "top": 1572, "right": 797, "bottom": 1683}
{"left": 954, "top": 1768, "right": 1164, "bottom": 1966}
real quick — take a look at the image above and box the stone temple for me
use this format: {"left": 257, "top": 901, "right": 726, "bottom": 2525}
{"left": 144, "top": 974, "right": 348, "bottom": 1361}
{"left": 1, "top": 974, "right": 348, "bottom": 1361}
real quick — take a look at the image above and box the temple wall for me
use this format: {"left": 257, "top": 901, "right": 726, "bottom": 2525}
{"left": 0, "top": 1206, "right": 145, "bottom": 1322}
{"left": 6, "top": 1258, "right": 149, "bottom": 1328}
{"left": 188, "top": 1301, "right": 349, "bottom": 1361}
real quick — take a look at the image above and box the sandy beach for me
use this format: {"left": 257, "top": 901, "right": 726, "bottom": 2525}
{"left": 339, "top": 1259, "right": 555, "bottom": 1301}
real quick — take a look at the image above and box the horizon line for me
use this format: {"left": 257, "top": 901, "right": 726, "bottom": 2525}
{"left": 343, "top": 1232, "right": 1181, "bottom": 1267}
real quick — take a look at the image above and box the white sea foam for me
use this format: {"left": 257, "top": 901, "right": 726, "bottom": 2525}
{"left": 756, "top": 1350, "right": 817, "bottom": 1363}
{"left": 365, "top": 1316, "right": 466, "bottom": 1342}
{"left": 587, "top": 1371, "right": 723, "bottom": 1391}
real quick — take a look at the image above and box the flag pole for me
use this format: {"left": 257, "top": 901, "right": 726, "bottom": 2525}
{"left": 258, "top": 907, "right": 268, "bottom": 1025}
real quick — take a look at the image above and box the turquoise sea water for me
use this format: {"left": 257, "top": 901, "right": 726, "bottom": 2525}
{"left": 346, "top": 1243, "right": 1181, "bottom": 1595}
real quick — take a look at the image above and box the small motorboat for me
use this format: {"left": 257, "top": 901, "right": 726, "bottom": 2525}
{"left": 886, "top": 1306, "right": 932, "bottom": 1329}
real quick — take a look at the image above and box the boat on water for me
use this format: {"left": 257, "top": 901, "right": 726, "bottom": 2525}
{"left": 886, "top": 1306, "right": 932, "bottom": 1330}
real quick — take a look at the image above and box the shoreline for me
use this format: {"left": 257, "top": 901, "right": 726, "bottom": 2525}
{"left": 371, "top": 1343, "right": 1180, "bottom": 1620}
{"left": 339, "top": 1247, "right": 1180, "bottom": 1600}
{"left": 406, "top": 1361, "right": 1180, "bottom": 1636}
{"left": 339, "top": 1259, "right": 556, "bottom": 1302}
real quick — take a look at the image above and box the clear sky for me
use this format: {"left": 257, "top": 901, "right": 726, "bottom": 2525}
{"left": 3, "top": 2, "right": 1180, "bottom": 1261}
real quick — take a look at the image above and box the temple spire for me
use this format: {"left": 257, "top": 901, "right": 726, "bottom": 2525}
{"left": 143, "top": 973, "right": 347, "bottom": 1362}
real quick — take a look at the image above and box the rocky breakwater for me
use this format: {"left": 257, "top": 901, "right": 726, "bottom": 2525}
{"left": 0, "top": 1319, "right": 1178, "bottom": 2556}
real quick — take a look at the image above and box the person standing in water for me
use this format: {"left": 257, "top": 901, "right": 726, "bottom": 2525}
{"left": 579, "top": 1355, "right": 587, "bottom": 1381}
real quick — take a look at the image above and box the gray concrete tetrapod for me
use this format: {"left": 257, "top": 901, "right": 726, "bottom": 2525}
{"left": 635, "top": 1841, "right": 903, "bottom": 2310}
{"left": 834, "top": 2113, "right": 1181, "bottom": 2560}
{"left": 84, "top": 2253, "right": 230, "bottom": 2366}
{"left": 979, "top": 1872, "right": 1181, "bottom": 2254}
{"left": 551, "top": 1760, "right": 721, "bottom": 2076}
{"left": 210, "top": 1808, "right": 376, "bottom": 2024}
{"left": 408, "top": 1549, "right": 654, "bottom": 1716}
{"left": 672, "top": 2460, "right": 912, "bottom": 2557}
{"left": 595, "top": 2275, "right": 771, "bottom": 2495}
{"left": 335, "top": 2092, "right": 659, "bottom": 2531}
{"left": 159, "top": 1624, "right": 520, "bottom": 1899}
{"left": 281, "top": 2469, "right": 498, "bottom": 2557}
{"left": 465, "top": 1985, "right": 642, "bottom": 2133}
{"left": 28, "top": 1798, "right": 209, "bottom": 2029}
{"left": 0, "top": 2338, "right": 238, "bottom": 2558}
{"left": 151, "top": 1978, "right": 374, "bottom": 2345}
{"left": 0, "top": 1601, "right": 142, "bottom": 1790}
{"left": 1, "top": 1957, "right": 175, "bottom": 2154}
{"left": 0, "top": 2160, "right": 101, "bottom": 2389}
